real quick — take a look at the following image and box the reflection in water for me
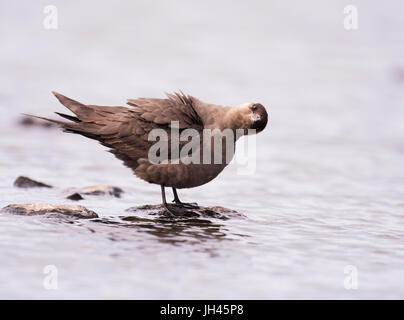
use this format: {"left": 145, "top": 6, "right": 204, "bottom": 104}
{"left": 90, "top": 212, "right": 233, "bottom": 245}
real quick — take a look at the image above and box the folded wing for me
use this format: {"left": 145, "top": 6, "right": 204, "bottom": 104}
{"left": 38, "top": 91, "right": 204, "bottom": 172}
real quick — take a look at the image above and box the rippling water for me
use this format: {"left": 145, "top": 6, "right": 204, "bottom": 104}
{"left": 1, "top": 0, "right": 404, "bottom": 299}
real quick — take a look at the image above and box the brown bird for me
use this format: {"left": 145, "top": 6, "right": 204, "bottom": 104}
{"left": 31, "top": 92, "right": 268, "bottom": 214}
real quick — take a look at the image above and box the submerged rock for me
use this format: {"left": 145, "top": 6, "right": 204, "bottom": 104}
{"left": 1, "top": 203, "right": 98, "bottom": 219}
{"left": 70, "top": 185, "right": 124, "bottom": 198}
{"left": 126, "top": 204, "right": 243, "bottom": 220}
{"left": 14, "top": 176, "right": 53, "bottom": 189}
{"left": 66, "top": 193, "right": 84, "bottom": 201}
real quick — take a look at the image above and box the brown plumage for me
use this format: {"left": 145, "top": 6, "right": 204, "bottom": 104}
{"left": 31, "top": 91, "right": 268, "bottom": 213}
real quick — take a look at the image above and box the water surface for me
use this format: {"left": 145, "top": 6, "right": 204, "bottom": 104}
{"left": 0, "top": 0, "right": 403, "bottom": 299}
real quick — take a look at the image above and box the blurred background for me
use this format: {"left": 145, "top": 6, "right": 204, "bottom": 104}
{"left": 0, "top": 0, "right": 403, "bottom": 299}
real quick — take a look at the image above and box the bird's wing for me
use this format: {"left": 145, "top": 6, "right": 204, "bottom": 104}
{"left": 41, "top": 92, "right": 204, "bottom": 171}
{"left": 127, "top": 92, "right": 204, "bottom": 130}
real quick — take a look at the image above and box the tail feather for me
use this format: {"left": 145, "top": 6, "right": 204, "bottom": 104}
{"left": 51, "top": 91, "right": 88, "bottom": 116}
{"left": 54, "top": 112, "right": 80, "bottom": 123}
{"left": 51, "top": 91, "right": 101, "bottom": 122}
{"left": 25, "top": 92, "right": 113, "bottom": 141}
{"left": 21, "top": 113, "right": 69, "bottom": 127}
{"left": 22, "top": 113, "right": 101, "bottom": 140}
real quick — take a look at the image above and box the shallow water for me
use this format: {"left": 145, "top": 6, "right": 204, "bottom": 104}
{"left": 1, "top": 0, "right": 404, "bottom": 299}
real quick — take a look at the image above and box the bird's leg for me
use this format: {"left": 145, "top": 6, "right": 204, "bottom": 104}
{"left": 172, "top": 187, "right": 199, "bottom": 209}
{"left": 161, "top": 185, "right": 177, "bottom": 216}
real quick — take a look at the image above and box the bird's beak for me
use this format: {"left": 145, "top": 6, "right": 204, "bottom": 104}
{"left": 252, "top": 113, "right": 261, "bottom": 122}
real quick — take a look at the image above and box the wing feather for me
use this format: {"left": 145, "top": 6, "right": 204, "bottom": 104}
{"left": 127, "top": 91, "right": 203, "bottom": 130}
{"left": 33, "top": 91, "right": 205, "bottom": 173}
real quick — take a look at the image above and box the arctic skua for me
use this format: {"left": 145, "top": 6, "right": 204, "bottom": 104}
{"left": 30, "top": 92, "right": 268, "bottom": 214}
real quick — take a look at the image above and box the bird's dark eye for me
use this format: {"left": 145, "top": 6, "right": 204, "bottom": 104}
{"left": 251, "top": 104, "right": 258, "bottom": 111}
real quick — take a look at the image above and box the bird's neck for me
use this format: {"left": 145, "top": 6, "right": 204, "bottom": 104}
{"left": 191, "top": 97, "right": 245, "bottom": 138}
{"left": 221, "top": 106, "right": 245, "bottom": 132}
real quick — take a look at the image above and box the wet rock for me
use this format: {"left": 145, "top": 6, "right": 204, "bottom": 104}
{"left": 19, "top": 116, "right": 55, "bottom": 128}
{"left": 70, "top": 185, "right": 124, "bottom": 198}
{"left": 66, "top": 193, "right": 84, "bottom": 201}
{"left": 126, "top": 204, "right": 243, "bottom": 220}
{"left": 14, "top": 176, "right": 53, "bottom": 189}
{"left": 1, "top": 203, "right": 98, "bottom": 219}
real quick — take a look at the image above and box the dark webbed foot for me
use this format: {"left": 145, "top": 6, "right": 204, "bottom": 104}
{"left": 172, "top": 200, "right": 199, "bottom": 209}
{"left": 172, "top": 187, "right": 199, "bottom": 209}
{"left": 161, "top": 185, "right": 198, "bottom": 216}
{"left": 163, "top": 203, "right": 181, "bottom": 216}
{"left": 160, "top": 185, "right": 201, "bottom": 216}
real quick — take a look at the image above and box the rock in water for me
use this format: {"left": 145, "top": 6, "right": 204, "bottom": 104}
{"left": 66, "top": 193, "right": 84, "bottom": 201}
{"left": 126, "top": 204, "right": 243, "bottom": 220}
{"left": 70, "top": 185, "right": 124, "bottom": 198}
{"left": 1, "top": 204, "right": 98, "bottom": 219}
{"left": 14, "top": 176, "right": 53, "bottom": 189}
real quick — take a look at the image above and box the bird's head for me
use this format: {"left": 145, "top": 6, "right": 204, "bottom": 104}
{"left": 235, "top": 102, "right": 268, "bottom": 135}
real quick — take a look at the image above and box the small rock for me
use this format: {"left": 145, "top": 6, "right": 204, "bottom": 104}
{"left": 19, "top": 116, "right": 55, "bottom": 128}
{"left": 71, "top": 185, "right": 124, "bottom": 198}
{"left": 14, "top": 176, "right": 53, "bottom": 189}
{"left": 67, "top": 193, "right": 84, "bottom": 201}
{"left": 1, "top": 203, "right": 98, "bottom": 219}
